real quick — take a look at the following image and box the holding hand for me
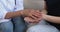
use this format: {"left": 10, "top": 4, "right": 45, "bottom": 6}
{"left": 24, "top": 10, "right": 42, "bottom": 23}
{"left": 21, "top": 9, "right": 42, "bottom": 19}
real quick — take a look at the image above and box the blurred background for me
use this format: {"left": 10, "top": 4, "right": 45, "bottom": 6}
{"left": 24, "top": 0, "right": 44, "bottom": 10}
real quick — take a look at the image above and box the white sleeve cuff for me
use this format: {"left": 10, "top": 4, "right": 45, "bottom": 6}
{"left": 3, "top": 11, "right": 8, "bottom": 19}
{"left": 0, "top": 11, "right": 11, "bottom": 23}
{"left": 0, "top": 19, "right": 11, "bottom": 23}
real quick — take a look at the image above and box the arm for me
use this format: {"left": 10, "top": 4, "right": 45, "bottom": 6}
{"left": 42, "top": 1, "right": 60, "bottom": 24}
{"left": 5, "top": 11, "right": 22, "bottom": 19}
{"left": 43, "top": 14, "right": 60, "bottom": 24}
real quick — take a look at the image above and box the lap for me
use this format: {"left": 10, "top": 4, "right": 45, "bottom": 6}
{"left": 27, "top": 25, "right": 59, "bottom": 32}
{"left": 12, "top": 17, "right": 27, "bottom": 25}
{"left": 27, "top": 20, "right": 59, "bottom": 32}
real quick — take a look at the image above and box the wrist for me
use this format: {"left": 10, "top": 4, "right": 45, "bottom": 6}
{"left": 42, "top": 14, "right": 47, "bottom": 20}
{"left": 20, "top": 11, "right": 23, "bottom": 15}
{"left": 20, "top": 10, "right": 25, "bottom": 17}
{"left": 15, "top": 11, "right": 23, "bottom": 16}
{"left": 43, "top": 14, "right": 51, "bottom": 21}
{"left": 15, "top": 10, "right": 24, "bottom": 16}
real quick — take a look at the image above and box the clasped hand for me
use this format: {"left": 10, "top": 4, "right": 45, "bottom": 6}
{"left": 23, "top": 9, "right": 42, "bottom": 24}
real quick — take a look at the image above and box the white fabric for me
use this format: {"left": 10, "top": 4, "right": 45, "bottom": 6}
{"left": 27, "top": 25, "right": 59, "bottom": 32}
{"left": 27, "top": 20, "right": 59, "bottom": 32}
{"left": 0, "top": 0, "right": 24, "bottom": 23}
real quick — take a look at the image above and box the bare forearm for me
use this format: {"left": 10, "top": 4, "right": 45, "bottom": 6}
{"left": 42, "top": 1, "right": 60, "bottom": 23}
{"left": 5, "top": 11, "right": 22, "bottom": 19}
{"left": 43, "top": 15, "right": 60, "bottom": 24}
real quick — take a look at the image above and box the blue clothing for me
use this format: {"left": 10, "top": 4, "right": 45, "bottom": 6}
{"left": 0, "top": 0, "right": 27, "bottom": 32}
{"left": 0, "top": 17, "right": 27, "bottom": 32}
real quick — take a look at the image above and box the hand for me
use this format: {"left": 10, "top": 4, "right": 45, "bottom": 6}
{"left": 24, "top": 13, "right": 42, "bottom": 24}
{"left": 21, "top": 9, "right": 42, "bottom": 20}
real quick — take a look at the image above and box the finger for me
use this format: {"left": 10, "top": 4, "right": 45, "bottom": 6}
{"left": 36, "top": 17, "right": 43, "bottom": 21}
{"left": 31, "top": 21, "right": 39, "bottom": 23}
{"left": 32, "top": 13, "right": 42, "bottom": 18}
{"left": 31, "top": 10, "right": 41, "bottom": 14}
{"left": 30, "top": 15, "right": 38, "bottom": 20}
{"left": 26, "top": 17, "right": 38, "bottom": 23}
{"left": 30, "top": 12, "right": 42, "bottom": 20}
{"left": 28, "top": 17, "right": 42, "bottom": 23}
{"left": 35, "top": 10, "right": 41, "bottom": 14}
{"left": 29, "top": 22, "right": 38, "bottom": 25}
{"left": 28, "top": 19, "right": 40, "bottom": 23}
{"left": 29, "top": 18, "right": 40, "bottom": 23}
{"left": 32, "top": 11, "right": 42, "bottom": 17}
{"left": 29, "top": 21, "right": 39, "bottom": 24}
{"left": 24, "top": 17, "right": 35, "bottom": 23}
